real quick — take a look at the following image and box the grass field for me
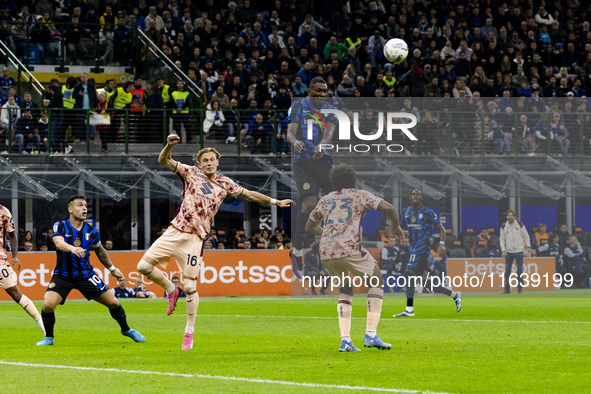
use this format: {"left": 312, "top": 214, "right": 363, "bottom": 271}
{"left": 2, "top": 290, "right": 590, "bottom": 393}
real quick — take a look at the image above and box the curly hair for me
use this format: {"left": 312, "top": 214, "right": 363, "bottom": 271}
{"left": 330, "top": 163, "right": 357, "bottom": 191}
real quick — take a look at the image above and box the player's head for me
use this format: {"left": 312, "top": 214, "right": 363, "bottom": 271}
{"left": 505, "top": 210, "right": 516, "bottom": 222}
{"left": 489, "top": 236, "right": 498, "bottom": 246}
{"left": 330, "top": 163, "right": 357, "bottom": 191}
{"left": 171, "top": 276, "right": 180, "bottom": 285}
{"left": 387, "top": 237, "right": 397, "bottom": 247}
{"left": 117, "top": 277, "right": 127, "bottom": 288}
{"left": 196, "top": 148, "right": 221, "bottom": 177}
{"left": 68, "top": 195, "right": 87, "bottom": 221}
{"left": 409, "top": 188, "right": 423, "bottom": 205}
{"left": 550, "top": 233, "right": 559, "bottom": 243}
{"left": 307, "top": 77, "right": 327, "bottom": 106}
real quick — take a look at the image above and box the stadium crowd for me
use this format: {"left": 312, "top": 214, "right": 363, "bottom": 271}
{"left": 1, "top": 0, "right": 591, "bottom": 155}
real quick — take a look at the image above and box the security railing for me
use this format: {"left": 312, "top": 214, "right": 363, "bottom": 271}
{"left": 1, "top": 103, "right": 589, "bottom": 158}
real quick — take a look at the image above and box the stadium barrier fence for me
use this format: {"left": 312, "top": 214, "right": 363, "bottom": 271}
{"left": 1, "top": 250, "right": 292, "bottom": 300}
{"left": 1, "top": 251, "right": 562, "bottom": 300}
{"left": 2, "top": 98, "right": 590, "bottom": 157}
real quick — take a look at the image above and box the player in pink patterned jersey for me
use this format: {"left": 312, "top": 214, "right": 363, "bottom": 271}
{"left": 310, "top": 188, "right": 383, "bottom": 261}
{"left": 137, "top": 134, "right": 292, "bottom": 350}
{"left": 306, "top": 164, "right": 403, "bottom": 352}
{"left": 0, "top": 204, "right": 45, "bottom": 335}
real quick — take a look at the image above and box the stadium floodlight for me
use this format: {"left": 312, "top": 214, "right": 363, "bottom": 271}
{"left": 492, "top": 159, "right": 564, "bottom": 200}
{"left": 545, "top": 156, "right": 591, "bottom": 189}
{"left": 375, "top": 157, "right": 445, "bottom": 200}
{"left": 63, "top": 157, "right": 125, "bottom": 202}
{"left": 0, "top": 156, "right": 57, "bottom": 201}
{"left": 128, "top": 157, "right": 182, "bottom": 195}
{"left": 433, "top": 157, "right": 505, "bottom": 200}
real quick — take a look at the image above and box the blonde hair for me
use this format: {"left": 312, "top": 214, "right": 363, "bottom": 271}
{"left": 197, "top": 147, "right": 221, "bottom": 162}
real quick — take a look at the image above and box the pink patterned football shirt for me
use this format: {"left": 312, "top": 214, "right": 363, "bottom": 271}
{"left": 171, "top": 163, "right": 243, "bottom": 239}
{"left": 0, "top": 205, "right": 15, "bottom": 268}
{"left": 310, "top": 189, "right": 383, "bottom": 260}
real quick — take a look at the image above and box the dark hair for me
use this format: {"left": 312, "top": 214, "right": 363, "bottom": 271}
{"left": 549, "top": 232, "right": 559, "bottom": 240}
{"left": 505, "top": 210, "right": 516, "bottom": 216}
{"left": 309, "top": 76, "right": 326, "bottom": 87}
{"left": 282, "top": 237, "right": 291, "bottom": 246}
{"left": 330, "top": 163, "right": 357, "bottom": 191}
{"left": 411, "top": 188, "right": 423, "bottom": 195}
{"left": 68, "top": 195, "right": 86, "bottom": 205}
{"left": 66, "top": 76, "right": 77, "bottom": 88}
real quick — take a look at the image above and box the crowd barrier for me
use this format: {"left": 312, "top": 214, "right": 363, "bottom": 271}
{"left": 0, "top": 250, "right": 292, "bottom": 300}
{"left": 447, "top": 257, "right": 556, "bottom": 291}
{"left": 1, "top": 252, "right": 560, "bottom": 300}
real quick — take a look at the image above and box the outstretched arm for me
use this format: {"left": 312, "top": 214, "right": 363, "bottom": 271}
{"left": 94, "top": 245, "right": 124, "bottom": 280}
{"left": 158, "top": 134, "right": 180, "bottom": 172}
{"left": 239, "top": 188, "right": 293, "bottom": 208}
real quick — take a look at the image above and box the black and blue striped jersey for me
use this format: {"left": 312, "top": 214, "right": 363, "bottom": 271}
{"left": 287, "top": 97, "right": 337, "bottom": 160}
{"left": 400, "top": 206, "right": 441, "bottom": 255}
{"left": 52, "top": 219, "right": 101, "bottom": 279}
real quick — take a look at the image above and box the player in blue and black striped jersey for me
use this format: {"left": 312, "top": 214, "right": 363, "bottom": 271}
{"left": 286, "top": 77, "right": 337, "bottom": 277}
{"left": 394, "top": 188, "right": 462, "bottom": 317}
{"left": 36, "top": 195, "right": 146, "bottom": 346}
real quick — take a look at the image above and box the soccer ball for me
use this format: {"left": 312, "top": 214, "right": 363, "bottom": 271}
{"left": 383, "top": 38, "right": 409, "bottom": 64}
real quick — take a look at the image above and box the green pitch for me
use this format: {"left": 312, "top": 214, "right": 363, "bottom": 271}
{"left": 1, "top": 291, "right": 590, "bottom": 393}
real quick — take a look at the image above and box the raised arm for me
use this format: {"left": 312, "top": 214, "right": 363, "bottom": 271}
{"left": 158, "top": 134, "right": 180, "bottom": 172}
{"left": 239, "top": 188, "right": 293, "bottom": 208}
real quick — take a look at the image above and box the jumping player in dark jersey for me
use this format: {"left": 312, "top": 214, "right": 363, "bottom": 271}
{"left": 394, "top": 188, "right": 462, "bottom": 317}
{"left": 36, "top": 195, "right": 145, "bottom": 346}
{"left": 287, "top": 77, "right": 337, "bottom": 277}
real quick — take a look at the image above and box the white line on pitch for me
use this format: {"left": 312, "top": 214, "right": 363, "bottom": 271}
{"left": 0, "top": 361, "right": 448, "bottom": 394}
{"left": 197, "top": 314, "right": 591, "bottom": 324}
